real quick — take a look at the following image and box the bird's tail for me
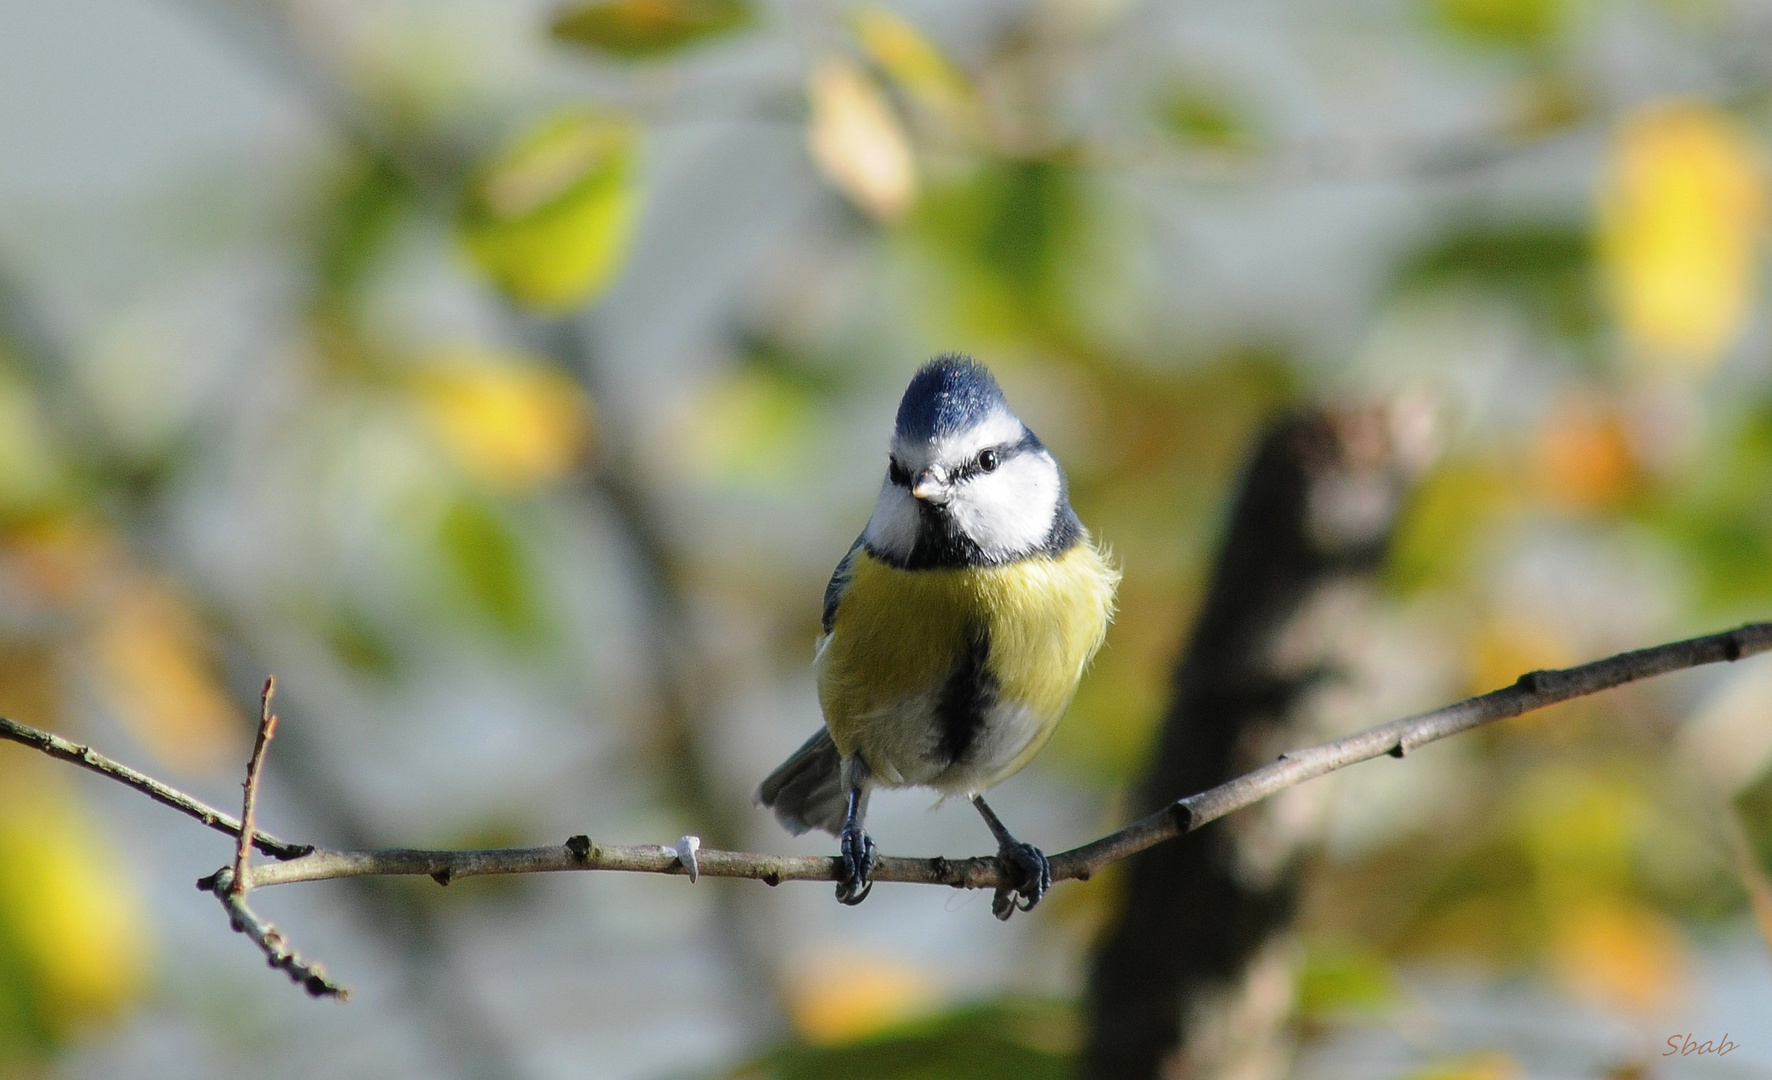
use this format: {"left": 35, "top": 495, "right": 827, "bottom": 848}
{"left": 754, "top": 729, "right": 853, "bottom": 837}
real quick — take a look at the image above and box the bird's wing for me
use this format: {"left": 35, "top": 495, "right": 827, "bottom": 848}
{"left": 821, "top": 534, "right": 866, "bottom": 638}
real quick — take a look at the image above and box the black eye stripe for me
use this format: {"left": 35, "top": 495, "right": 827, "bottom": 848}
{"left": 887, "top": 459, "right": 911, "bottom": 486}
{"left": 956, "top": 445, "right": 1019, "bottom": 481}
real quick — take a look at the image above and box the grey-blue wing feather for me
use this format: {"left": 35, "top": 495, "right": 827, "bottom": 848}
{"left": 821, "top": 535, "right": 865, "bottom": 636}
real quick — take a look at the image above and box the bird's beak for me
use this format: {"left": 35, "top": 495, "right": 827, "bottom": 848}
{"left": 911, "top": 467, "right": 950, "bottom": 504}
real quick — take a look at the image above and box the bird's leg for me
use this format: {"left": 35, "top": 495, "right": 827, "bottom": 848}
{"left": 972, "top": 795, "right": 1051, "bottom": 921}
{"left": 835, "top": 785, "right": 876, "bottom": 906}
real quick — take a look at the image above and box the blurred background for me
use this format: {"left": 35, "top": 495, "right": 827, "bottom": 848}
{"left": 1, "top": 0, "right": 1771, "bottom": 1077}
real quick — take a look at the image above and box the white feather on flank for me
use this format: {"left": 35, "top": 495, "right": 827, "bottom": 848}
{"left": 862, "top": 404, "right": 1063, "bottom": 564}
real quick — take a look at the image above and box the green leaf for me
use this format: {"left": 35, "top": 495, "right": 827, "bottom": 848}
{"left": 1382, "top": 461, "right": 1516, "bottom": 597}
{"left": 315, "top": 605, "right": 403, "bottom": 679}
{"left": 551, "top": 0, "right": 755, "bottom": 59}
{"left": 314, "top": 154, "right": 413, "bottom": 296}
{"left": 1391, "top": 224, "right": 1599, "bottom": 342}
{"left": 1155, "top": 81, "right": 1256, "bottom": 151}
{"left": 1648, "top": 401, "right": 1772, "bottom": 613}
{"left": 719, "top": 999, "right": 1074, "bottom": 1080}
{"left": 1296, "top": 937, "right": 1397, "bottom": 1020}
{"left": 0, "top": 360, "right": 63, "bottom": 518}
{"left": 913, "top": 159, "right": 1089, "bottom": 337}
{"left": 1732, "top": 767, "right": 1772, "bottom": 874}
{"left": 1430, "top": 0, "right": 1572, "bottom": 49}
{"left": 436, "top": 496, "right": 547, "bottom": 642}
{"left": 459, "top": 110, "right": 640, "bottom": 311}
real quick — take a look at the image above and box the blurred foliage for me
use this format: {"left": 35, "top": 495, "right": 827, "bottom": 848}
{"left": 436, "top": 495, "right": 553, "bottom": 645}
{"left": 0, "top": 762, "right": 147, "bottom": 1063}
{"left": 912, "top": 158, "right": 1092, "bottom": 340}
{"left": 459, "top": 109, "right": 640, "bottom": 310}
{"left": 551, "top": 0, "right": 756, "bottom": 59}
{"left": 1398, "top": 1053, "right": 1523, "bottom": 1080}
{"left": 1391, "top": 224, "right": 1599, "bottom": 345}
{"left": 849, "top": 7, "right": 974, "bottom": 127}
{"left": 1295, "top": 937, "right": 1398, "bottom": 1023}
{"left": 782, "top": 950, "right": 942, "bottom": 1044}
{"left": 313, "top": 154, "right": 416, "bottom": 299}
{"left": 715, "top": 999, "right": 1072, "bottom": 1080}
{"left": 1647, "top": 397, "right": 1772, "bottom": 613}
{"left": 1155, "top": 80, "right": 1259, "bottom": 153}
{"left": 808, "top": 58, "right": 919, "bottom": 222}
{"left": 1598, "top": 101, "right": 1766, "bottom": 368}
{"left": 87, "top": 574, "right": 241, "bottom": 774}
{"left": 412, "top": 346, "right": 593, "bottom": 494}
{"left": 1430, "top": 0, "right": 1572, "bottom": 50}
{"left": 3, "top": 0, "right": 1772, "bottom": 1072}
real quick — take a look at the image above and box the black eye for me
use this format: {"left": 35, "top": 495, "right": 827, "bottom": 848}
{"left": 888, "top": 459, "right": 910, "bottom": 486}
{"left": 978, "top": 449, "right": 1000, "bottom": 473}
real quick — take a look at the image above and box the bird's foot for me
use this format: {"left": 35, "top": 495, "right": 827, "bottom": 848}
{"left": 991, "top": 839, "right": 1050, "bottom": 921}
{"left": 835, "top": 822, "right": 876, "bottom": 906}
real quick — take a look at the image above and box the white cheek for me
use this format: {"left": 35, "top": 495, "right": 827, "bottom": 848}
{"left": 948, "top": 453, "right": 1060, "bottom": 560}
{"left": 862, "top": 481, "right": 921, "bottom": 562}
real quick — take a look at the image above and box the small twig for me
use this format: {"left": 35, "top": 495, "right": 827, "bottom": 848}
{"left": 197, "top": 674, "right": 345, "bottom": 999}
{"left": 197, "top": 868, "right": 348, "bottom": 1000}
{"left": 232, "top": 677, "right": 279, "bottom": 898}
{"left": 0, "top": 715, "right": 311, "bottom": 860}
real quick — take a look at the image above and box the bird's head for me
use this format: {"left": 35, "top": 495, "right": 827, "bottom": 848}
{"left": 862, "top": 354, "right": 1074, "bottom": 568}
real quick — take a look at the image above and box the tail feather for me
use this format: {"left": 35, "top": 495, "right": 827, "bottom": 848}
{"left": 754, "top": 729, "right": 852, "bottom": 837}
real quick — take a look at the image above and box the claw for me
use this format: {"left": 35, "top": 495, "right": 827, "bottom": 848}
{"left": 991, "top": 839, "right": 1049, "bottom": 921}
{"left": 836, "top": 821, "right": 876, "bottom": 905}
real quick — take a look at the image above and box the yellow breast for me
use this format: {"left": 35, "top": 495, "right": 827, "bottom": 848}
{"left": 816, "top": 540, "right": 1119, "bottom": 790}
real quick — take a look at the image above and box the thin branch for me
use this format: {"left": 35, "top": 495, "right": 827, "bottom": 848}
{"left": 232, "top": 677, "right": 280, "bottom": 898}
{"left": 0, "top": 715, "right": 311, "bottom": 860}
{"left": 228, "top": 620, "right": 1772, "bottom": 892}
{"left": 6, "top": 625, "right": 1770, "bottom": 898}
{"left": 198, "top": 868, "right": 349, "bottom": 1000}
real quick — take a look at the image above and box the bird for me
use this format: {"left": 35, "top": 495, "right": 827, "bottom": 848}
{"left": 755, "top": 354, "right": 1119, "bottom": 919}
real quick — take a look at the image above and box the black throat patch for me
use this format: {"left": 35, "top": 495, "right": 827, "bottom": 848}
{"left": 936, "top": 625, "right": 998, "bottom": 766}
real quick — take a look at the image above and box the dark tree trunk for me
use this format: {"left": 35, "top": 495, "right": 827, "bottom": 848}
{"left": 1081, "top": 405, "right": 1427, "bottom": 1080}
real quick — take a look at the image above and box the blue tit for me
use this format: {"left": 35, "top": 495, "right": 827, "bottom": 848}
{"left": 755, "top": 354, "right": 1119, "bottom": 918}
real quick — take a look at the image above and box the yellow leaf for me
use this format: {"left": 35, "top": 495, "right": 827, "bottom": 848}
{"left": 1598, "top": 101, "right": 1767, "bottom": 367}
{"left": 1532, "top": 397, "right": 1640, "bottom": 511}
{"left": 848, "top": 7, "right": 971, "bottom": 120}
{"left": 413, "top": 348, "right": 592, "bottom": 492}
{"left": 0, "top": 771, "right": 148, "bottom": 1036}
{"left": 460, "top": 110, "right": 641, "bottom": 311}
{"left": 784, "top": 950, "right": 941, "bottom": 1044}
{"left": 88, "top": 577, "right": 240, "bottom": 773}
{"left": 1547, "top": 897, "right": 1685, "bottom": 1013}
{"left": 1402, "top": 1052, "right": 1522, "bottom": 1080}
{"left": 807, "top": 58, "right": 918, "bottom": 222}
{"left": 1468, "top": 617, "right": 1572, "bottom": 697}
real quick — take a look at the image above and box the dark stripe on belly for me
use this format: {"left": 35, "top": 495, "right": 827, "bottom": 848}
{"left": 936, "top": 625, "right": 998, "bottom": 766}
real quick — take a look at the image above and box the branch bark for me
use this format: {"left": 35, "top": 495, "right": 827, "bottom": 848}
{"left": 5, "top": 622, "right": 1768, "bottom": 897}
{"left": 0, "top": 714, "right": 310, "bottom": 860}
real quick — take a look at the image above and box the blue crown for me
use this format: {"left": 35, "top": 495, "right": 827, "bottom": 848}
{"left": 894, "top": 354, "right": 1009, "bottom": 440}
